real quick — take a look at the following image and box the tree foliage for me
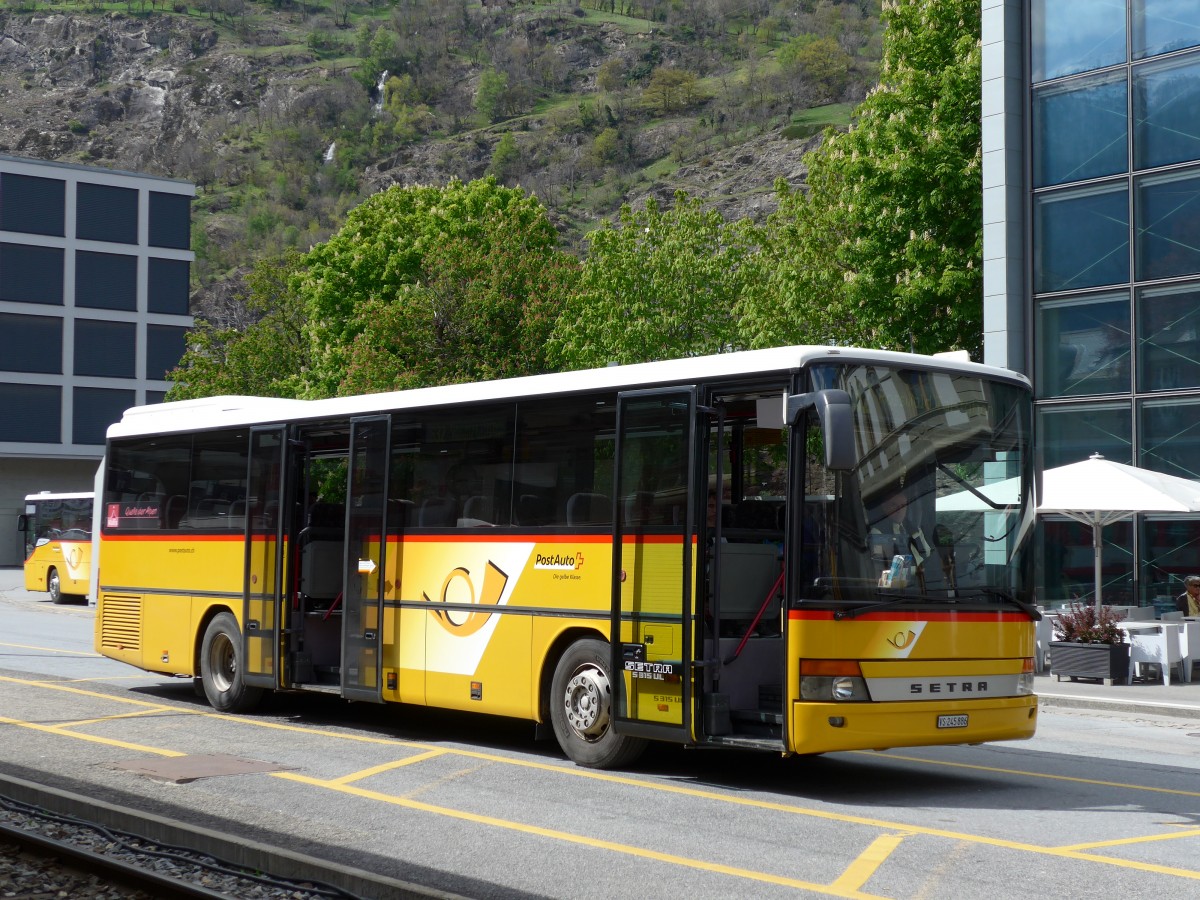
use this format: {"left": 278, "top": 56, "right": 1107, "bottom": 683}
{"left": 548, "top": 191, "right": 761, "bottom": 369}
{"left": 297, "top": 177, "right": 569, "bottom": 397}
{"left": 743, "top": 0, "right": 983, "bottom": 356}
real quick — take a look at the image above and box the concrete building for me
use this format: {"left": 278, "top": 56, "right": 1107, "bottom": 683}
{"left": 1, "top": 154, "right": 194, "bottom": 567}
{"left": 983, "top": 1, "right": 1200, "bottom": 608}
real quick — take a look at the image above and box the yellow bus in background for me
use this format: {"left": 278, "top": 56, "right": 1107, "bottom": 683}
{"left": 19, "top": 492, "right": 94, "bottom": 604}
{"left": 94, "top": 346, "right": 1039, "bottom": 768}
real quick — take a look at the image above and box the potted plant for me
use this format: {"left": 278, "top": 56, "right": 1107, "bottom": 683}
{"left": 1049, "top": 603, "right": 1130, "bottom": 685}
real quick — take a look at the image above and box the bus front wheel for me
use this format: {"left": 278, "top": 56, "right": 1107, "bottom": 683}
{"left": 550, "top": 639, "right": 646, "bottom": 769}
{"left": 199, "top": 612, "right": 263, "bottom": 713}
{"left": 48, "top": 569, "right": 64, "bottom": 604}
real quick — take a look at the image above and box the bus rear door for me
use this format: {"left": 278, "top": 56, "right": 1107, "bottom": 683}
{"left": 610, "top": 388, "right": 699, "bottom": 746}
{"left": 243, "top": 426, "right": 287, "bottom": 690}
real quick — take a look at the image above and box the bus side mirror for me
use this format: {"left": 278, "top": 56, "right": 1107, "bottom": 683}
{"left": 16, "top": 514, "right": 28, "bottom": 532}
{"left": 786, "top": 389, "right": 855, "bottom": 471}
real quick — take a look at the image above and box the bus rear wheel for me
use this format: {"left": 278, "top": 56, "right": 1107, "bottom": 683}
{"left": 48, "top": 569, "right": 64, "bottom": 604}
{"left": 550, "top": 639, "right": 645, "bottom": 769}
{"left": 199, "top": 612, "right": 263, "bottom": 713}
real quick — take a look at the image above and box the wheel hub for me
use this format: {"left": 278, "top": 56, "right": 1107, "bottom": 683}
{"left": 563, "top": 667, "right": 611, "bottom": 739}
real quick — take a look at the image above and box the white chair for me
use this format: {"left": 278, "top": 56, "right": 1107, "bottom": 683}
{"left": 1180, "top": 620, "right": 1200, "bottom": 683}
{"left": 1035, "top": 613, "right": 1057, "bottom": 674}
{"left": 1125, "top": 622, "right": 1186, "bottom": 685}
{"left": 1124, "top": 606, "right": 1155, "bottom": 621}
{"left": 1160, "top": 610, "right": 1184, "bottom": 621}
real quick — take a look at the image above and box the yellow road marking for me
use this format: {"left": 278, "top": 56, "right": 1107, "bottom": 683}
{"left": 274, "top": 771, "right": 890, "bottom": 899}
{"left": 5, "top": 674, "right": 1200, "bottom": 883}
{"left": 0, "top": 641, "right": 101, "bottom": 657}
{"left": 866, "top": 750, "right": 1200, "bottom": 799}
{"left": 56, "top": 707, "right": 177, "bottom": 728}
{"left": 1057, "top": 828, "right": 1200, "bottom": 852}
{"left": 330, "top": 750, "right": 450, "bottom": 786}
{"left": 0, "top": 715, "right": 183, "bottom": 757}
{"left": 831, "top": 834, "right": 910, "bottom": 893}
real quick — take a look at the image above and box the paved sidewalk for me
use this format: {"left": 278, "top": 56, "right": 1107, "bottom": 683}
{"left": 1036, "top": 672, "right": 1200, "bottom": 719}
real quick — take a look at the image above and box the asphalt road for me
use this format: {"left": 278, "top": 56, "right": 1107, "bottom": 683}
{"left": 3, "top": 570, "right": 1200, "bottom": 899}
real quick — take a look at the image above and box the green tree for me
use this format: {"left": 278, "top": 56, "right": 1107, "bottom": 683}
{"left": 475, "top": 69, "right": 509, "bottom": 123}
{"left": 166, "top": 252, "right": 309, "bottom": 400}
{"left": 298, "top": 177, "right": 566, "bottom": 397}
{"left": 490, "top": 132, "right": 520, "bottom": 180}
{"left": 642, "top": 67, "right": 699, "bottom": 115}
{"left": 548, "top": 192, "right": 761, "bottom": 369}
{"left": 743, "top": 0, "right": 983, "bottom": 356}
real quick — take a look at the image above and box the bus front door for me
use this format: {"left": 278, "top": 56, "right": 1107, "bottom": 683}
{"left": 610, "top": 388, "right": 698, "bottom": 745}
{"left": 243, "top": 426, "right": 287, "bottom": 690}
{"left": 341, "top": 415, "right": 390, "bottom": 703}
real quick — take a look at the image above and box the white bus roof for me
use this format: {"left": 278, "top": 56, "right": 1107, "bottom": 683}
{"left": 24, "top": 492, "right": 94, "bottom": 502}
{"left": 107, "top": 345, "right": 1030, "bottom": 440}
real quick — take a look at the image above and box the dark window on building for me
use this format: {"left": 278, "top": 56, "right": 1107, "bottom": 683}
{"left": 75, "top": 319, "right": 136, "bottom": 377}
{"left": 1133, "top": 0, "right": 1200, "bottom": 59}
{"left": 1036, "top": 292, "right": 1130, "bottom": 398}
{"left": 1034, "top": 183, "right": 1130, "bottom": 293}
{"left": 147, "top": 324, "right": 188, "bottom": 380}
{"left": 73, "top": 387, "right": 135, "bottom": 446}
{"left": 0, "top": 172, "right": 65, "bottom": 237}
{"left": 76, "top": 183, "right": 138, "bottom": 244}
{"left": 1137, "top": 281, "right": 1200, "bottom": 392}
{"left": 148, "top": 257, "right": 190, "bottom": 314}
{"left": 1031, "top": 0, "right": 1126, "bottom": 83}
{"left": 0, "top": 243, "right": 64, "bottom": 305}
{"left": 146, "top": 391, "right": 168, "bottom": 404}
{"left": 76, "top": 251, "right": 137, "bottom": 311}
{"left": 1038, "top": 401, "right": 1131, "bottom": 470}
{"left": 0, "top": 313, "right": 62, "bottom": 375}
{"left": 1140, "top": 396, "right": 1200, "bottom": 480}
{"left": 1033, "top": 72, "right": 1127, "bottom": 187}
{"left": 1133, "top": 52, "right": 1200, "bottom": 170}
{"left": 1135, "top": 168, "right": 1200, "bottom": 281}
{"left": 0, "top": 383, "right": 60, "bottom": 442}
{"left": 148, "top": 191, "right": 191, "bottom": 250}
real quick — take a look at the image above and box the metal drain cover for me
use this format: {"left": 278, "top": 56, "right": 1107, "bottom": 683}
{"left": 112, "top": 753, "right": 290, "bottom": 783}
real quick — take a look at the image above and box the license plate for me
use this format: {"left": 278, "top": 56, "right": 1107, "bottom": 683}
{"left": 937, "top": 714, "right": 968, "bottom": 729}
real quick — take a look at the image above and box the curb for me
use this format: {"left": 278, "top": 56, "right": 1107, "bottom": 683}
{"left": 1037, "top": 693, "right": 1200, "bottom": 720}
{"left": 0, "top": 773, "right": 465, "bottom": 900}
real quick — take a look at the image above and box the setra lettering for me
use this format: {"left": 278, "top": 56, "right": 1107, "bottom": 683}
{"left": 909, "top": 681, "right": 989, "bottom": 694}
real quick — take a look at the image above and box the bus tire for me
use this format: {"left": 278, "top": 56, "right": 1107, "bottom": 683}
{"left": 48, "top": 569, "right": 64, "bottom": 604}
{"left": 550, "top": 638, "right": 646, "bottom": 769}
{"left": 199, "top": 612, "right": 263, "bottom": 713}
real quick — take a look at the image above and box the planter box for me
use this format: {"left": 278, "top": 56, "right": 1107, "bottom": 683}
{"left": 1049, "top": 641, "right": 1130, "bottom": 686}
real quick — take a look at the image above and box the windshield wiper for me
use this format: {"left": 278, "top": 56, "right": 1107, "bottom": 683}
{"left": 958, "top": 587, "right": 1041, "bottom": 620}
{"left": 834, "top": 594, "right": 926, "bottom": 620}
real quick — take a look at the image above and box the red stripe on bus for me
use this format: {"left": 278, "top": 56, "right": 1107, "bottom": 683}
{"left": 788, "top": 609, "right": 1031, "bottom": 622}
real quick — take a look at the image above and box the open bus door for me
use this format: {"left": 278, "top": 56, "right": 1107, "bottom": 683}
{"left": 341, "top": 415, "right": 390, "bottom": 703}
{"left": 610, "top": 388, "right": 698, "bottom": 746}
{"left": 243, "top": 426, "right": 287, "bottom": 690}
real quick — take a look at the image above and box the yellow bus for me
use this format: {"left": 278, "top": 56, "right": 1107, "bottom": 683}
{"left": 94, "top": 346, "right": 1039, "bottom": 768}
{"left": 19, "top": 491, "right": 95, "bottom": 604}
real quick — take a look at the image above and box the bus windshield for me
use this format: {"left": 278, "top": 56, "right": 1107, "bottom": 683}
{"left": 806, "top": 362, "right": 1034, "bottom": 610}
{"left": 21, "top": 493, "right": 94, "bottom": 559}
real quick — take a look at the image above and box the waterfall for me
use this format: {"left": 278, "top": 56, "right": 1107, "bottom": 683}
{"left": 323, "top": 142, "right": 335, "bottom": 164}
{"left": 373, "top": 69, "right": 389, "bottom": 115}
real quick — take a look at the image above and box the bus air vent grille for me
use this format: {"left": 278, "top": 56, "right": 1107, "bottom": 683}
{"left": 100, "top": 595, "right": 142, "bottom": 651}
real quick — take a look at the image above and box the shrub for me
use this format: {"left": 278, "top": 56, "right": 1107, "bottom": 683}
{"left": 1052, "top": 603, "right": 1127, "bottom": 645}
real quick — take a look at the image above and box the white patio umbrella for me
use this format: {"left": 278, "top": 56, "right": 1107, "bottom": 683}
{"left": 1038, "top": 453, "right": 1200, "bottom": 615}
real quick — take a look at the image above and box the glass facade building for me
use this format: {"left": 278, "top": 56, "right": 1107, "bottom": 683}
{"left": 984, "top": 1, "right": 1200, "bottom": 609}
{"left": 0, "top": 155, "right": 194, "bottom": 567}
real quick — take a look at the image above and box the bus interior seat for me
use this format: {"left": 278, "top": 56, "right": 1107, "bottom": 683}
{"left": 516, "top": 493, "right": 551, "bottom": 526}
{"left": 566, "top": 492, "right": 609, "bottom": 525}
{"left": 164, "top": 495, "right": 186, "bottom": 528}
{"left": 300, "top": 540, "right": 343, "bottom": 606}
{"left": 307, "top": 501, "right": 344, "bottom": 529}
{"left": 388, "top": 498, "right": 416, "bottom": 527}
{"left": 461, "top": 495, "right": 494, "bottom": 525}
{"left": 419, "top": 497, "right": 456, "bottom": 527}
{"left": 623, "top": 491, "right": 654, "bottom": 525}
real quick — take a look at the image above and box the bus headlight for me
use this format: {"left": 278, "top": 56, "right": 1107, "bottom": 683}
{"left": 799, "top": 660, "right": 870, "bottom": 702}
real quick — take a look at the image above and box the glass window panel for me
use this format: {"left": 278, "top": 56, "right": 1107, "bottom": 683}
{"left": 0, "top": 313, "right": 61, "bottom": 375}
{"left": 76, "top": 183, "right": 137, "bottom": 245}
{"left": 1135, "top": 168, "right": 1200, "bottom": 281}
{"left": 1034, "top": 183, "right": 1130, "bottom": 293}
{"left": 1137, "top": 281, "right": 1200, "bottom": 392}
{"left": 72, "top": 387, "right": 134, "bottom": 446}
{"left": 0, "top": 383, "right": 59, "bottom": 442}
{"left": 0, "top": 243, "right": 63, "bottom": 305}
{"left": 1031, "top": 0, "right": 1126, "bottom": 83}
{"left": 0, "top": 173, "right": 65, "bottom": 237}
{"left": 1039, "top": 518, "right": 1133, "bottom": 606}
{"left": 1038, "top": 401, "right": 1131, "bottom": 470}
{"left": 1037, "top": 292, "right": 1130, "bottom": 397}
{"left": 75, "top": 250, "right": 137, "bottom": 311}
{"left": 1033, "top": 72, "right": 1128, "bottom": 187}
{"left": 1140, "top": 516, "right": 1200, "bottom": 608}
{"left": 147, "top": 324, "right": 188, "bottom": 380}
{"left": 1133, "top": 52, "right": 1200, "bottom": 170}
{"left": 1133, "top": 0, "right": 1200, "bottom": 59}
{"left": 74, "top": 320, "right": 136, "bottom": 378}
{"left": 148, "top": 258, "right": 190, "bottom": 314}
{"left": 148, "top": 192, "right": 191, "bottom": 250}
{"left": 1140, "top": 396, "right": 1200, "bottom": 479}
